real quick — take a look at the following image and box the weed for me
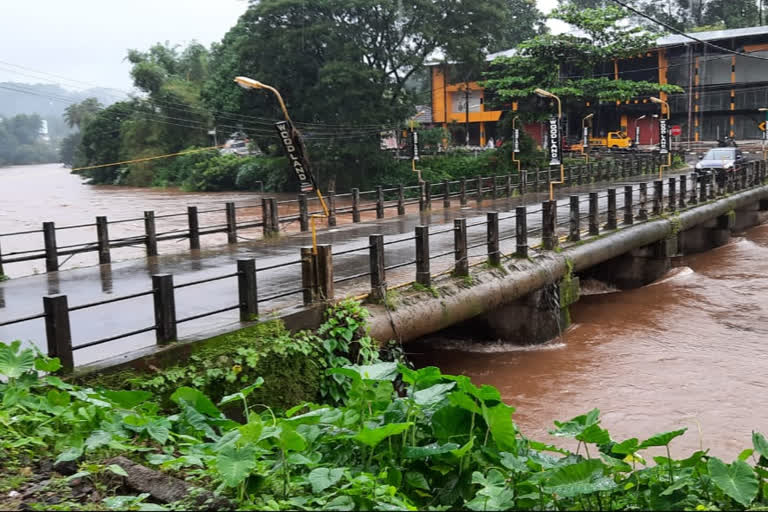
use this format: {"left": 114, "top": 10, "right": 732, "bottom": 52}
{"left": 410, "top": 282, "right": 439, "bottom": 298}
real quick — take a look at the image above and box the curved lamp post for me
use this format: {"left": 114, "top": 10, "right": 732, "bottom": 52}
{"left": 235, "top": 76, "right": 329, "bottom": 251}
{"left": 650, "top": 96, "right": 671, "bottom": 179}
{"left": 534, "top": 88, "right": 563, "bottom": 201}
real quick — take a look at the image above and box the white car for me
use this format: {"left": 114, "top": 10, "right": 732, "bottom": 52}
{"left": 694, "top": 147, "right": 744, "bottom": 176}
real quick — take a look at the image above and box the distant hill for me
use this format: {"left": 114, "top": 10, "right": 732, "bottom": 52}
{"left": 0, "top": 82, "right": 127, "bottom": 137}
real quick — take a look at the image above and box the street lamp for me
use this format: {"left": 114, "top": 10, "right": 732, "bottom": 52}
{"left": 534, "top": 88, "right": 563, "bottom": 200}
{"left": 635, "top": 114, "right": 646, "bottom": 148}
{"left": 582, "top": 113, "right": 594, "bottom": 165}
{"left": 235, "top": 76, "right": 329, "bottom": 251}
{"left": 759, "top": 108, "right": 768, "bottom": 163}
{"left": 511, "top": 115, "right": 521, "bottom": 175}
{"left": 650, "top": 96, "right": 671, "bottom": 179}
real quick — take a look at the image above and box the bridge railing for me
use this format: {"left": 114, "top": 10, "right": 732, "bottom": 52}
{"left": 5, "top": 156, "right": 762, "bottom": 373}
{"left": 0, "top": 154, "right": 667, "bottom": 277}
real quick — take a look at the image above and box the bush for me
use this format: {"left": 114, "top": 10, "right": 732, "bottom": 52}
{"left": 235, "top": 156, "right": 291, "bottom": 192}
{"left": 182, "top": 153, "right": 244, "bottom": 191}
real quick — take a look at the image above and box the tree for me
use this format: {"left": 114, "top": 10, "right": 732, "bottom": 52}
{"left": 482, "top": 5, "right": 684, "bottom": 115}
{"left": 63, "top": 98, "right": 102, "bottom": 130}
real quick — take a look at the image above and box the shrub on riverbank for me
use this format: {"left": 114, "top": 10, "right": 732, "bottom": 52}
{"left": 3, "top": 300, "right": 768, "bottom": 511}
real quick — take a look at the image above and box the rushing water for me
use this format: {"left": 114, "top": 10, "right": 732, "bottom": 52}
{"left": 410, "top": 225, "right": 768, "bottom": 459}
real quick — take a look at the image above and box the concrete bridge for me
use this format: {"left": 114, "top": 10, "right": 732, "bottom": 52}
{"left": 3, "top": 155, "right": 767, "bottom": 375}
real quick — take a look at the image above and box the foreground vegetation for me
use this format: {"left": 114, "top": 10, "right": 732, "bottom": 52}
{"left": 2, "top": 301, "right": 767, "bottom": 511}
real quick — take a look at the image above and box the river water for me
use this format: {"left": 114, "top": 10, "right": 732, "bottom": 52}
{"left": 411, "top": 226, "right": 768, "bottom": 459}
{"left": 4, "top": 164, "right": 767, "bottom": 459}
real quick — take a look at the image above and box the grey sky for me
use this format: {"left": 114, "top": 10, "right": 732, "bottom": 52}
{"left": 0, "top": 0, "right": 565, "bottom": 93}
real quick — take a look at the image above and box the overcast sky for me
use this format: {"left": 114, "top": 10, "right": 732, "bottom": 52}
{"left": 0, "top": 0, "right": 565, "bottom": 93}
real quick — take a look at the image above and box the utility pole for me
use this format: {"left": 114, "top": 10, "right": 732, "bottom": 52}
{"left": 687, "top": 44, "right": 694, "bottom": 151}
{"left": 464, "top": 82, "right": 470, "bottom": 147}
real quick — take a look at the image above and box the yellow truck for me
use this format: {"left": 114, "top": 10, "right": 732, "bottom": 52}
{"left": 569, "top": 131, "right": 635, "bottom": 152}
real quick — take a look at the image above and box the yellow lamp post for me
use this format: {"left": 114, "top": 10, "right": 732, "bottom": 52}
{"left": 235, "top": 76, "right": 329, "bottom": 251}
{"left": 534, "top": 88, "right": 563, "bottom": 201}
{"left": 582, "top": 113, "right": 594, "bottom": 165}
{"left": 759, "top": 108, "right": 768, "bottom": 163}
{"left": 650, "top": 96, "right": 671, "bottom": 179}
{"left": 511, "top": 115, "right": 521, "bottom": 175}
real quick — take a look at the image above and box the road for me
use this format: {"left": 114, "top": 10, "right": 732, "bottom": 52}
{"left": 0, "top": 168, "right": 691, "bottom": 366}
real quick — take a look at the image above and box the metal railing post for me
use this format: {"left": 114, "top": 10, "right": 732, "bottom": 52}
{"left": 453, "top": 218, "right": 468, "bottom": 276}
{"left": 152, "top": 274, "right": 177, "bottom": 344}
{"left": 419, "top": 182, "right": 426, "bottom": 211}
{"left": 569, "top": 196, "right": 580, "bottom": 242}
{"left": 226, "top": 202, "right": 237, "bottom": 244}
{"left": 415, "top": 226, "right": 431, "bottom": 286}
{"left": 653, "top": 180, "right": 663, "bottom": 216}
{"left": 316, "top": 244, "right": 333, "bottom": 301}
{"left": 688, "top": 173, "right": 698, "bottom": 205}
{"left": 327, "top": 191, "right": 337, "bottom": 227}
{"left": 679, "top": 175, "right": 687, "bottom": 209}
{"left": 605, "top": 189, "right": 617, "bottom": 230}
{"left": 624, "top": 186, "right": 634, "bottom": 225}
{"left": 425, "top": 182, "right": 432, "bottom": 210}
{"left": 298, "top": 194, "right": 309, "bottom": 231}
{"left": 143, "top": 212, "right": 158, "bottom": 257}
{"left": 376, "top": 186, "right": 385, "bottom": 219}
{"left": 542, "top": 200, "right": 557, "bottom": 250}
{"left": 350, "top": 189, "right": 360, "bottom": 223}
{"left": 369, "top": 234, "right": 385, "bottom": 301}
{"left": 667, "top": 177, "right": 676, "bottom": 213}
{"left": 505, "top": 174, "right": 512, "bottom": 198}
{"left": 637, "top": 182, "right": 649, "bottom": 221}
{"left": 443, "top": 180, "right": 451, "bottom": 208}
{"left": 186, "top": 207, "right": 200, "bottom": 250}
{"left": 237, "top": 259, "right": 258, "bottom": 321}
{"left": 589, "top": 192, "right": 599, "bottom": 236}
{"left": 516, "top": 206, "right": 528, "bottom": 258}
{"left": 44, "top": 294, "right": 73, "bottom": 372}
{"left": 460, "top": 178, "right": 467, "bottom": 206}
{"left": 300, "top": 247, "right": 317, "bottom": 305}
{"left": 476, "top": 177, "right": 483, "bottom": 203}
{"left": 487, "top": 212, "right": 500, "bottom": 266}
{"left": 96, "top": 216, "right": 111, "bottom": 263}
{"left": 397, "top": 184, "right": 405, "bottom": 215}
{"left": 43, "top": 221, "right": 59, "bottom": 272}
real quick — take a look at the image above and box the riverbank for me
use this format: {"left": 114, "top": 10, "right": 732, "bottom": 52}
{"left": 2, "top": 299, "right": 768, "bottom": 511}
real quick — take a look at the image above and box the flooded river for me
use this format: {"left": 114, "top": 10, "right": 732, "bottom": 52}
{"left": 411, "top": 224, "right": 768, "bottom": 459}
{"left": 4, "top": 163, "right": 767, "bottom": 459}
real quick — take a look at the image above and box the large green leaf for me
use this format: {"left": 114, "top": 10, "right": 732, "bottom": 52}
{"left": 752, "top": 431, "right": 768, "bottom": 459}
{"left": 482, "top": 403, "right": 517, "bottom": 452}
{"left": 398, "top": 364, "right": 444, "bottom": 389}
{"left": 170, "top": 387, "right": 221, "bottom": 417}
{"left": 218, "top": 377, "right": 264, "bottom": 407}
{"left": 405, "top": 470, "right": 430, "bottom": 491}
{"left": 707, "top": 457, "right": 758, "bottom": 507}
{"left": 638, "top": 428, "right": 687, "bottom": 449}
{"left": 0, "top": 341, "right": 35, "bottom": 379}
{"left": 413, "top": 382, "right": 455, "bottom": 410}
{"left": 216, "top": 444, "right": 256, "bottom": 487}
{"left": 308, "top": 467, "right": 344, "bottom": 493}
{"left": 551, "top": 409, "right": 604, "bottom": 442}
{"left": 432, "top": 405, "right": 473, "bottom": 442}
{"left": 403, "top": 442, "right": 459, "bottom": 459}
{"left": 466, "top": 469, "right": 515, "bottom": 511}
{"left": 103, "top": 390, "right": 153, "bottom": 409}
{"left": 543, "top": 459, "right": 617, "bottom": 498}
{"left": 325, "top": 496, "right": 355, "bottom": 511}
{"left": 353, "top": 422, "right": 412, "bottom": 448}
{"left": 611, "top": 438, "right": 640, "bottom": 455}
{"left": 336, "top": 362, "right": 398, "bottom": 382}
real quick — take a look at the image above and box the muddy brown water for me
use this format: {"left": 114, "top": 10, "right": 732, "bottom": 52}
{"left": 410, "top": 224, "right": 768, "bottom": 459}
{"left": 5, "top": 164, "right": 767, "bottom": 459}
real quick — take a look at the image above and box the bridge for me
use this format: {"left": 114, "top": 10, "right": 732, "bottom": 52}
{"left": 3, "top": 153, "right": 766, "bottom": 375}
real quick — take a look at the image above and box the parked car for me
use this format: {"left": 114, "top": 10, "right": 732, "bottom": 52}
{"left": 694, "top": 147, "right": 745, "bottom": 176}
{"left": 220, "top": 138, "right": 261, "bottom": 156}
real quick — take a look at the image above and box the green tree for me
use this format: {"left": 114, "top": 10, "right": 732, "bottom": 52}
{"left": 63, "top": 98, "right": 102, "bottom": 130}
{"left": 482, "top": 5, "right": 683, "bottom": 115}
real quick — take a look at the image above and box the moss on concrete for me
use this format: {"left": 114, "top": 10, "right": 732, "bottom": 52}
{"left": 76, "top": 320, "right": 323, "bottom": 413}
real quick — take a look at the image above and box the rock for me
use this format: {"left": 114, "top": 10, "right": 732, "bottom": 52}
{"left": 52, "top": 460, "right": 77, "bottom": 476}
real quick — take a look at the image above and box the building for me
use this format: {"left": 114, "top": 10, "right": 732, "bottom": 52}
{"left": 428, "top": 25, "right": 768, "bottom": 146}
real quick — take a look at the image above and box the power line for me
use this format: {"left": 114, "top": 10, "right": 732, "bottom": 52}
{"left": 608, "top": 0, "right": 768, "bottom": 61}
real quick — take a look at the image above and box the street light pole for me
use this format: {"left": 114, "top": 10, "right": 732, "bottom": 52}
{"left": 534, "top": 88, "right": 563, "bottom": 201}
{"left": 650, "top": 96, "right": 671, "bottom": 179}
{"left": 234, "top": 76, "right": 329, "bottom": 252}
{"left": 511, "top": 115, "right": 521, "bottom": 175}
{"left": 582, "top": 113, "right": 594, "bottom": 165}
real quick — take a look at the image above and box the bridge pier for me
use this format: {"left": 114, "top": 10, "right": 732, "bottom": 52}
{"left": 581, "top": 236, "right": 676, "bottom": 289}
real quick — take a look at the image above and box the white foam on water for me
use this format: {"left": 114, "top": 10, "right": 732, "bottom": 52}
{"left": 645, "top": 266, "right": 694, "bottom": 286}
{"left": 428, "top": 338, "right": 567, "bottom": 353}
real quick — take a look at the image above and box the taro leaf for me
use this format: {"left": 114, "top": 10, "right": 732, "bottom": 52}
{"left": 326, "top": 496, "right": 355, "bottom": 511}
{"left": 482, "top": 403, "right": 517, "bottom": 452}
{"left": 85, "top": 430, "right": 113, "bottom": 451}
{"left": 103, "top": 390, "right": 153, "bottom": 409}
{"left": 451, "top": 437, "right": 475, "bottom": 459}
{"left": 239, "top": 417, "right": 264, "bottom": 444}
{"left": 398, "top": 364, "right": 443, "bottom": 389}
{"left": 146, "top": 419, "right": 171, "bottom": 445}
{"left": 500, "top": 452, "right": 529, "bottom": 473}
{"left": 738, "top": 449, "right": 754, "bottom": 461}
{"left": 387, "top": 468, "right": 403, "bottom": 487}
{"left": 353, "top": 422, "right": 412, "bottom": 448}
{"left": 432, "top": 405, "right": 472, "bottom": 442}
{"left": 611, "top": 438, "right": 640, "bottom": 455}
{"left": 55, "top": 437, "right": 84, "bottom": 464}
{"left": 445, "top": 375, "right": 501, "bottom": 403}
{"left": 105, "top": 464, "right": 129, "bottom": 477}
{"left": 550, "top": 409, "right": 601, "bottom": 439}
{"left": 0, "top": 341, "right": 35, "bottom": 379}
{"left": 308, "top": 467, "right": 344, "bottom": 493}
{"left": 543, "top": 459, "right": 617, "bottom": 498}
{"left": 216, "top": 444, "right": 256, "bottom": 487}
{"left": 47, "top": 389, "right": 71, "bottom": 408}
{"left": 638, "top": 428, "right": 687, "bottom": 449}
{"left": 660, "top": 477, "right": 691, "bottom": 496}
{"left": 403, "top": 442, "right": 460, "bottom": 459}
{"left": 752, "top": 431, "right": 768, "bottom": 459}
{"left": 277, "top": 422, "right": 307, "bottom": 452}
{"left": 34, "top": 355, "right": 61, "bottom": 373}
{"left": 405, "top": 471, "right": 430, "bottom": 491}
{"left": 218, "top": 377, "right": 264, "bottom": 407}
{"left": 413, "top": 382, "right": 455, "bottom": 410}
{"left": 707, "top": 457, "right": 758, "bottom": 507}
{"left": 334, "top": 362, "right": 398, "bottom": 382}
{"left": 466, "top": 469, "right": 515, "bottom": 511}
{"left": 170, "top": 387, "right": 221, "bottom": 417}
{"left": 577, "top": 424, "right": 611, "bottom": 445}
{"left": 449, "top": 391, "right": 481, "bottom": 414}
